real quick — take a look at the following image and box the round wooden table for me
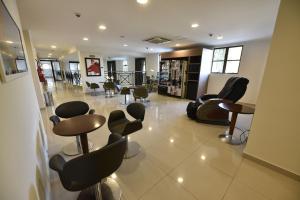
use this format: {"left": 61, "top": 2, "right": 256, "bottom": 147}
{"left": 218, "top": 102, "right": 255, "bottom": 145}
{"left": 53, "top": 114, "right": 106, "bottom": 154}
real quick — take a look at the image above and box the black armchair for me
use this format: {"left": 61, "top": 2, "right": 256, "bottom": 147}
{"left": 49, "top": 133, "right": 126, "bottom": 200}
{"left": 187, "top": 77, "right": 249, "bottom": 125}
{"left": 108, "top": 103, "right": 145, "bottom": 158}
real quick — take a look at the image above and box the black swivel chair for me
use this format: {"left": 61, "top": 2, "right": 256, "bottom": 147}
{"left": 188, "top": 77, "right": 249, "bottom": 125}
{"left": 49, "top": 133, "right": 126, "bottom": 200}
{"left": 108, "top": 103, "right": 145, "bottom": 159}
{"left": 120, "top": 87, "right": 130, "bottom": 105}
{"left": 49, "top": 101, "right": 95, "bottom": 156}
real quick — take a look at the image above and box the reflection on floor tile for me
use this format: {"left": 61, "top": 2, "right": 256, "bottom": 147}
{"left": 43, "top": 83, "right": 300, "bottom": 200}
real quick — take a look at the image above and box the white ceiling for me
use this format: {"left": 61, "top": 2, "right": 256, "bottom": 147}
{"left": 17, "top": 0, "right": 280, "bottom": 58}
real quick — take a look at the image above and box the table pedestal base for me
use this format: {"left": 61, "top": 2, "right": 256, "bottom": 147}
{"left": 218, "top": 129, "right": 248, "bottom": 145}
{"left": 63, "top": 141, "right": 94, "bottom": 156}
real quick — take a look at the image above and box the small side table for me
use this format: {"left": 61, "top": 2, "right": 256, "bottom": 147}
{"left": 53, "top": 114, "right": 106, "bottom": 154}
{"left": 218, "top": 102, "right": 255, "bottom": 145}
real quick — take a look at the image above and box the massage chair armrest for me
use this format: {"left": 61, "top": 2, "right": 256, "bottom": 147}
{"left": 108, "top": 110, "right": 126, "bottom": 124}
{"left": 49, "top": 154, "right": 66, "bottom": 173}
{"left": 197, "top": 98, "right": 232, "bottom": 112}
{"left": 200, "top": 94, "right": 219, "bottom": 101}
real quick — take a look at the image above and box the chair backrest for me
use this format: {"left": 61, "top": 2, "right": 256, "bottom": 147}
{"left": 90, "top": 83, "right": 100, "bottom": 89}
{"left": 86, "top": 81, "right": 91, "bottom": 87}
{"left": 127, "top": 103, "right": 145, "bottom": 122}
{"left": 217, "top": 77, "right": 249, "bottom": 103}
{"left": 55, "top": 101, "right": 90, "bottom": 118}
{"left": 60, "top": 134, "right": 126, "bottom": 191}
{"left": 133, "top": 86, "right": 148, "bottom": 98}
{"left": 121, "top": 87, "right": 130, "bottom": 95}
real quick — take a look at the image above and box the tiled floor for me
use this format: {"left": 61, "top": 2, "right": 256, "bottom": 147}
{"left": 41, "top": 83, "right": 300, "bottom": 200}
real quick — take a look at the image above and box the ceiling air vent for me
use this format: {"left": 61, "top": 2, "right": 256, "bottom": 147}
{"left": 144, "top": 36, "right": 171, "bottom": 44}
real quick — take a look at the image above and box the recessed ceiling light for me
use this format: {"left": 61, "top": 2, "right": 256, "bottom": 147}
{"left": 48, "top": 53, "right": 52, "bottom": 56}
{"left": 191, "top": 23, "right": 199, "bottom": 28}
{"left": 217, "top": 35, "right": 223, "bottom": 40}
{"left": 177, "top": 177, "right": 184, "bottom": 183}
{"left": 175, "top": 43, "right": 180, "bottom": 47}
{"left": 150, "top": 48, "right": 154, "bottom": 51}
{"left": 6, "top": 40, "right": 13, "bottom": 44}
{"left": 123, "top": 44, "right": 128, "bottom": 47}
{"left": 169, "top": 138, "right": 174, "bottom": 143}
{"left": 99, "top": 25, "right": 107, "bottom": 30}
{"left": 83, "top": 37, "right": 89, "bottom": 41}
{"left": 51, "top": 45, "right": 57, "bottom": 49}
{"left": 137, "top": 0, "right": 148, "bottom": 5}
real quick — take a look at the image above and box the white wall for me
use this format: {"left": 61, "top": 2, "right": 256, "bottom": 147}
{"left": 0, "top": 0, "right": 50, "bottom": 199}
{"left": 207, "top": 38, "right": 271, "bottom": 104}
{"left": 244, "top": 0, "right": 300, "bottom": 176}
{"left": 23, "top": 30, "right": 45, "bottom": 109}
{"left": 78, "top": 51, "right": 106, "bottom": 92}
{"left": 146, "top": 53, "right": 159, "bottom": 78}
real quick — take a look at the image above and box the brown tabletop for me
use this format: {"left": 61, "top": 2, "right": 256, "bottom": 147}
{"left": 219, "top": 103, "right": 255, "bottom": 114}
{"left": 218, "top": 102, "right": 255, "bottom": 145}
{"left": 53, "top": 114, "right": 106, "bottom": 154}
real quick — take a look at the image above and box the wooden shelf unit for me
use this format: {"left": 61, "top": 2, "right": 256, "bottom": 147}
{"left": 159, "top": 48, "right": 213, "bottom": 100}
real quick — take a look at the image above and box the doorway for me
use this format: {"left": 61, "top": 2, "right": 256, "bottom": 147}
{"left": 107, "top": 61, "right": 117, "bottom": 81}
{"left": 135, "top": 58, "right": 146, "bottom": 86}
{"left": 40, "top": 60, "right": 62, "bottom": 82}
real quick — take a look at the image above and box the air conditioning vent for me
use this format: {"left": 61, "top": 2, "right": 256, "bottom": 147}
{"left": 144, "top": 36, "right": 171, "bottom": 44}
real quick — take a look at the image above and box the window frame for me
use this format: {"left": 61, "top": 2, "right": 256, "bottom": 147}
{"left": 211, "top": 45, "right": 243, "bottom": 74}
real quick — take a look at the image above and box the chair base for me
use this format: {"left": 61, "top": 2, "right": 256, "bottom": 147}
{"left": 63, "top": 141, "right": 94, "bottom": 156}
{"left": 78, "top": 178, "right": 122, "bottom": 200}
{"left": 124, "top": 141, "right": 141, "bottom": 159}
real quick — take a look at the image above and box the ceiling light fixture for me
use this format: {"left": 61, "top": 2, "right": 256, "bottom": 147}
{"left": 6, "top": 40, "right": 13, "bottom": 44}
{"left": 177, "top": 177, "right": 184, "bottom": 183}
{"left": 191, "top": 23, "right": 199, "bottom": 28}
{"left": 175, "top": 43, "right": 180, "bottom": 47}
{"left": 150, "top": 48, "right": 154, "bottom": 51}
{"left": 99, "top": 25, "right": 107, "bottom": 30}
{"left": 123, "top": 44, "right": 128, "bottom": 47}
{"left": 216, "top": 35, "right": 223, "bottom": 40}
{"left": 51, "top": 45, "right": 57, "bottom": 49}
{"left": 137, "top": 0, "right": 148, "bottom": 5}
{"left": 83, "top": 37, "right": 89, "bottom": 41}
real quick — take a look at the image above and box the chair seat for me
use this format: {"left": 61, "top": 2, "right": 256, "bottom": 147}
{"left": 109, "top": 118, "right": 130, "bottom": 135}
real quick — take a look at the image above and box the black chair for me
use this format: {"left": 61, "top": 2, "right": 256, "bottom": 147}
{"left": 108, "top": 103, "right": 145, "bottom": 159}
{"left": 49, "top": 133, "right": 126, "bottom": 200}
{"left": 49, "top": 101, "right": 95, "bottom": 156}
{"left": 187, "top": 77, "right": 249, "bottom": 125}
{"left": 133, "top": 86, "right": 149, "bottom": 102}
{"left": 90, "top": 83, "right": 100, "bottom": 96}
{"left": 120, "top": 87, "right": 130, "bottom": 105}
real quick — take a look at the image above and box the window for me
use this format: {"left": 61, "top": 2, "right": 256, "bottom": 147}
{"left": 212, "top": 46, "right": 243, "bottom": 73}
{"left": 123, "top": 60, "right": 128, "bottom": 71}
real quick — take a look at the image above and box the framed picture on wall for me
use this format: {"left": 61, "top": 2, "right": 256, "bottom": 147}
{"left": 0, "top": 0, "right": 28, "bottom": 82}
{"left": 85, "top": 58, "right": 101, "bottom": 76}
